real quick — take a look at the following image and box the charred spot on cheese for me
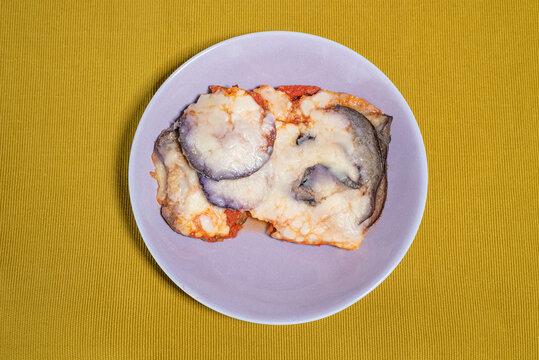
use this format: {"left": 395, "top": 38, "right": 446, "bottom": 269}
{"left": 295, "top": 132, "right": 315, "bottom": 145}
{"left": 177, "top": 86, "right": 276, "bottom": 181}
{"left": 198, "top": 162, "right": 273, "bottom": 210}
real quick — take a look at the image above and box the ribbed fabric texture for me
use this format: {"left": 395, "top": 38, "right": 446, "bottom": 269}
{"left": 1, "top": 0, "right": 537, "bottom": 359}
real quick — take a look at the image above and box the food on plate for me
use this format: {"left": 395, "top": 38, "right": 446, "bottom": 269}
{"left": 198, "top": 162, "right": 273, "bottom": 210}
{"left": 151, "top": 85, "right": 392, "bottom": 249}
{"left": 151, "top": 129, "right": 247, "bottom": 241}
{"left": 249, "top": 88, "right": 392, "bottom": 249}
{"left": 177, "top": 86, "right": 276, "bottom": 180}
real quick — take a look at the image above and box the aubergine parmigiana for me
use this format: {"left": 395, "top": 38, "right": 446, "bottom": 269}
{"left": 151, "top": 85, "right": 392, "bottom": 249}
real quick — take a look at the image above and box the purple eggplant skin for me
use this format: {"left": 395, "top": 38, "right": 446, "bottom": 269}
{"left": 176, "top": 117, "right": 225, "bottom": 179}
{"left": 176, "top": 114, "right": 276, "bottom": 181}
{"left": 363, "top": 114, "right": 392, "bottom": 228}
{"left": 293, "top": 164, "right": 359, "bottom": 206}
{"left": 177, "top": 118, "right": 203, "bottom": 173}
{"left": 197, "top": 174, "right": 247, "bottom": 210}
{"left": 329, "top": 105, "right": 384, "bottom": 193}
{"left": 154, "top": 127, "right": 178, "bottom": 153}
{"left": 329, "top": 106, "right": 384, "bottom": 225}
{"left": 294, "top": 105, "right": 390, "bottom": 226}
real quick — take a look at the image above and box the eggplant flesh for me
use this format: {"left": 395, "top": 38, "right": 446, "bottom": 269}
{"left": 177, "top": 115, "right": 275, "bottom": 181}
{"left": 198, "top": 164, "right": 272, "bottom": 210}
{"left": 329, "top": 105, "right": 384, "bottom": 193}
{"left": 363, "top": 114, "right": 392, "bottom": 228}
{"left": 293, "top": 164, "right": 357, "bottom": 206}
{"left": 176, "top": 89, "right": 276, "bottom": 181}
{"left": 292, "top": 106, "right": 387, "bottom": 226}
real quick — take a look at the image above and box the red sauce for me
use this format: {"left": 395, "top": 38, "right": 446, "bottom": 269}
{"left": 277, "top": 85, "right": 321, "bottom": 99}
{"left": 209, "top": 85, "right": 227, "bottom": 93}
{"left": 224, "top": 209, "right": 247, "bottom": 239}
{"left": 248, "top": 90, "right": 267, "bottom": 109}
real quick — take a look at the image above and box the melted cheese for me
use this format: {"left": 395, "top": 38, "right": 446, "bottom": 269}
{"left": 183, "top": 88, "right": 274, "bottom": 177}
{"left": 250, "top": 90, "right": 376, "bottom": 249}
{"left": 200, "top": 161, "right": 273, "bottom": 210}
{"left": 305, "top": 89, "right": 387, "bottom": 128}
{"left": 254, "top": 85, "right": 292, "bottom": 122}
{"left": 153, "top": 131, "right": 231, "bottom": 237}
{"left": 153, "top": 86, "right": 388, "bottom": 249}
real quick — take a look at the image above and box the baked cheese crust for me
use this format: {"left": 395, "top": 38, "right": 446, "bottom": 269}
{"left": 151, "top": 85, "right": 391, "bottom": 249}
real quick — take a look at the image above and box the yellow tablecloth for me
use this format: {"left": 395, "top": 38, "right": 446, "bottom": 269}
{"left": 1, "top": 1, "right": 537, "bottom": 358}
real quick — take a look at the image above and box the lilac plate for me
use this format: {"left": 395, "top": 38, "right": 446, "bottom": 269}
{"left": 128, "top": 32, "right": 428, "bottom": 324}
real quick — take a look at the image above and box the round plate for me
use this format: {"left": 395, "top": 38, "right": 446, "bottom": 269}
{"left": 129, "top": 31, "right": 428, "bottom": 324}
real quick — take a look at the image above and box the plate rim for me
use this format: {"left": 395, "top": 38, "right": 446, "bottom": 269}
{"left": 128, "top": 31, "right": 428, "bottom": 325}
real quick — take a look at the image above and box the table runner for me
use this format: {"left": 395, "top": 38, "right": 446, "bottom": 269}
{"left": 1, "top": 1, "right": 537, "bottom": 358}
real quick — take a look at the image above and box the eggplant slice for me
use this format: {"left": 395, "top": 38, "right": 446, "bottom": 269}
{"left": 177, "top": 87, "right": 276, "bottom": 181}
{"left": 293, "top": 164, "right": 359, "bottom": 206}
{"left": 198, "top": 162, "right": 273, "bottom": 210}
{"left": 329, "top": 105, "right": 384, "bottom": 193}
{"left": 150, "top": 86, "right": 393, "bottom": 249}
{"left": 288, "top": 105, "right": 386, "bottom": 225}
{"left": 327, "top": 105, "right": 386, "bottom": 225}
{"left": 151, "top": 128, "right": 246, "bottom": 240}
{"left": 363, "top": 114, "right": 392, "bottom": 228}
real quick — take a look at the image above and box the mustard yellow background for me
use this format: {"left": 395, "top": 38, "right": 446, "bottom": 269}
{"left": 1, "top": 0, "right": 537, "bottom": 358}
